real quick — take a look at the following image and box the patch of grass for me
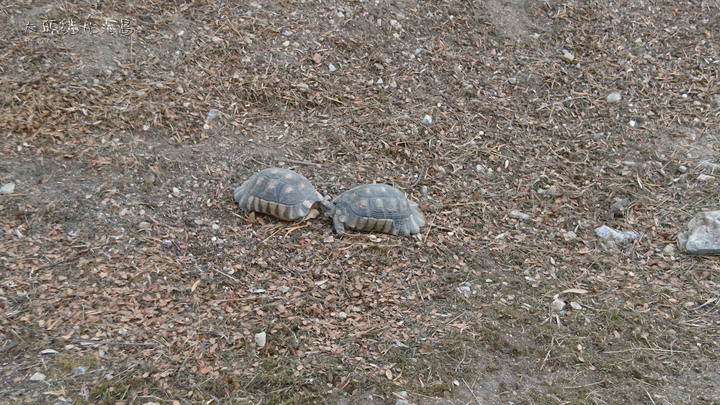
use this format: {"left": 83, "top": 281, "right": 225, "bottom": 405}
{"left": 239, "top": 358, "right": 323, "bottom": 404}
{"left": 53, "top": 353, "right": 97, "bottom": 376}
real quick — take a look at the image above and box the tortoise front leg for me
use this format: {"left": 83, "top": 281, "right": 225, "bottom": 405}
{"left": 333, "top": 216, "right": 346, "bottom": 235}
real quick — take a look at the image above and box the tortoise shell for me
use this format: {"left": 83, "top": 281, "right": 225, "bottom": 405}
{"left": 233, "top": 168, "right": 325, "bottom": 221}
{"left": 330, "top": 184, "right": 425, "bottom": 236}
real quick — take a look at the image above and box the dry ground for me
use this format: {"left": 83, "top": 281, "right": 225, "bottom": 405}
{"left": 1, "top": 0, "right": 719, "bottom": 404}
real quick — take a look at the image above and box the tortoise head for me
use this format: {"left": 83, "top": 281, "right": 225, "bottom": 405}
{"left": 320, "top": 195, "right": 336, "bottom": 217}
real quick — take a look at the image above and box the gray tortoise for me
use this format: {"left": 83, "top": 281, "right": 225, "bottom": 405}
{"left": 329, "top": 184, "right": 425, "bottom": 236}
{"left": 233, "top": 168, "right": 328, "bottom": 221}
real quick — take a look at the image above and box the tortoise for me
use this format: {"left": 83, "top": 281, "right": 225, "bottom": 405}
{"left": 328, "top": 184, "right": 425, "bottom": 236}
{"left": 233, "top": 168, "right": 329, "bottom": 221}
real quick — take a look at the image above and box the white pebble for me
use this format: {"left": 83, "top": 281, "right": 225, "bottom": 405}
{"left": 0, "top": 182, "right": 15, "bottom": 194}
{"left": 422, "top": 114, "right": 433, "bottom": 125}
{"left": 254, "top": 332, "right": 267, "bottom": 348}
{"left": 328, "top": 63, "right": 337, "bottom": 72}
{"left": 550, "top": 298, "right": 566, "bottom": 314}
{"left": 29, "top": 372, "right": 46, "bottom": 381}
{"left": 606, "top": 92, "right": 622, "bottom": 103}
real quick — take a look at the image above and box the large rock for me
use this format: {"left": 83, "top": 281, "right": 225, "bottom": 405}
{"left": 677, "top": 211, "right": 720, "bottom": 255}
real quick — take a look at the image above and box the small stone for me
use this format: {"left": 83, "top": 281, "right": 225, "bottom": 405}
{"left": 564, "top": 231, "right": 577, "bottom": 241}
{"left": 138, "top": 221, "right": 152, "bottom": 230}
{"left": 699, "top": 161, "right": 720, "bottom": 171}
{"left": 594, "top": 225, "right": 639, "bottom": 247}
{"left": 456, "top": 283, "right": 472, "bottom": 298}
{"left": 629, "top": 120, "right": 637, "bottom": 127}
{"left": 422, "top": 114, "right": 433, "bottom": 125}
{"left": 30, "top": 372, "right": 46, "bottom": 381}
{"left": 172, "top": 187, "right": 180, "bottom": 194}
{"left": 254, "top": 332, "right": 266, "bottom": 348}
{"left": 0, "top": 183, "right": 15, "bottom": 194}
{"left": 561, "top": 52, "right": 575, "bottom": 63}
{"left": 678, "top": 165, "right": 688, "bottom": 173}
{"left": 338, "top": 311, "right": 347, "bottom": 319}
{"left": 550, "top": 298, "right": 566, "bottom": 314}
{"left": 72, "top": 366, "right": 89, "bottom": 375}
{"left": 176, "top": 86, "right": 184, "bottom": 94}
{"left": 508, "top": 77, "right": 517, "bottom": 85}
{"left": 328, "top": 63, "right": 337, "bottom": 72}
{"left": 509, "top": 210, "right": 530, "bottom": 220}
{"left": 390, "top": 81, "right": 397, "bottom": 88}
{"left": 696, "top": 174, "right": 715, "bottom": 181}
{"left": 211, "top": 224, "right": 220, "bottom": 231}
{"left": 283, "top": 30, "right": 293, "bottom": 37}
{"left": 570, "top": 301, "right": 582, "bottom": 310}
{"left": 420, "top": 185, "right": 428, "bottom": 195}
{"left": 606, "top": 92, "right": 622, "bottom": 103}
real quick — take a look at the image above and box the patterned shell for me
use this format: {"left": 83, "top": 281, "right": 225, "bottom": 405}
{"left": 330, "top": 184, "right": 425, "bottom": 236}
{"left": 233, "top": 168, "right": 324, "bottom": 221}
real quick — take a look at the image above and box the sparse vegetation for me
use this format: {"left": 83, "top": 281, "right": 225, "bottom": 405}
{"left": 1, "top": 0, "right": 719, "bottom": 404}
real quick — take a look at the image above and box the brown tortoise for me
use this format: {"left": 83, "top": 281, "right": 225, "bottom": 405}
{"left": 328, "top": 184, "right": 425, "bottom": 236}
{"left": 233, "top": 168, "right": 329, "bottom": 221}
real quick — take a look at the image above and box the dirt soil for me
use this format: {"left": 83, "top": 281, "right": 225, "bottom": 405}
{"left": 1, "top": 0, "right": 719, "bottom": 404}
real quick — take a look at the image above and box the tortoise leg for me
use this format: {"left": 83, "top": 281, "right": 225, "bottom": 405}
{"left": 333, "top": 216, "right": 346, "bottom": 235}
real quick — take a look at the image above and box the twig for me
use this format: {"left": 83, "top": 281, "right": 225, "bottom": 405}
{"left": 539, "top": 337, "right": 554, "bottom": 371}
{"left": 276, "top": 158, "right": 321, "bottom": 167}
{"left": 214, "top": 269, "right": 240, "bottom": 283}
{"left": 462, "top": 378, "right": 482, "bottom": 405}
{"left": 0, "top": 341, "right": 18, "bottom": 353}
{"left": 687, "top": 298, "right": 717, "bottom": 311}
{"left": 694, "top": 267, "right": 720, "bottom": 274}
{"left": 405, "top": 166, "right": 428, "bottom": 189}
{"left": 646, "top": 390, "right": 657, "bottom": 405}
{"left": 50, "top": 337, "right": 159, "bottom": 347}
{"left": 604, "top": 347, "right": 686, "bottom": 354}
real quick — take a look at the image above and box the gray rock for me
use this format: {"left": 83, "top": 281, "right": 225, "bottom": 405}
{"left": 0, "top": 182, "right": 15, "bottom": 194}
{"left": 678, "top": 211, "right": 720, "bottom": 254}
{"left": 509, "top": 210, "right": 530, "bottom": 220}
{"left": 594, "top": 225, "right": 639, "bottom": 247}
